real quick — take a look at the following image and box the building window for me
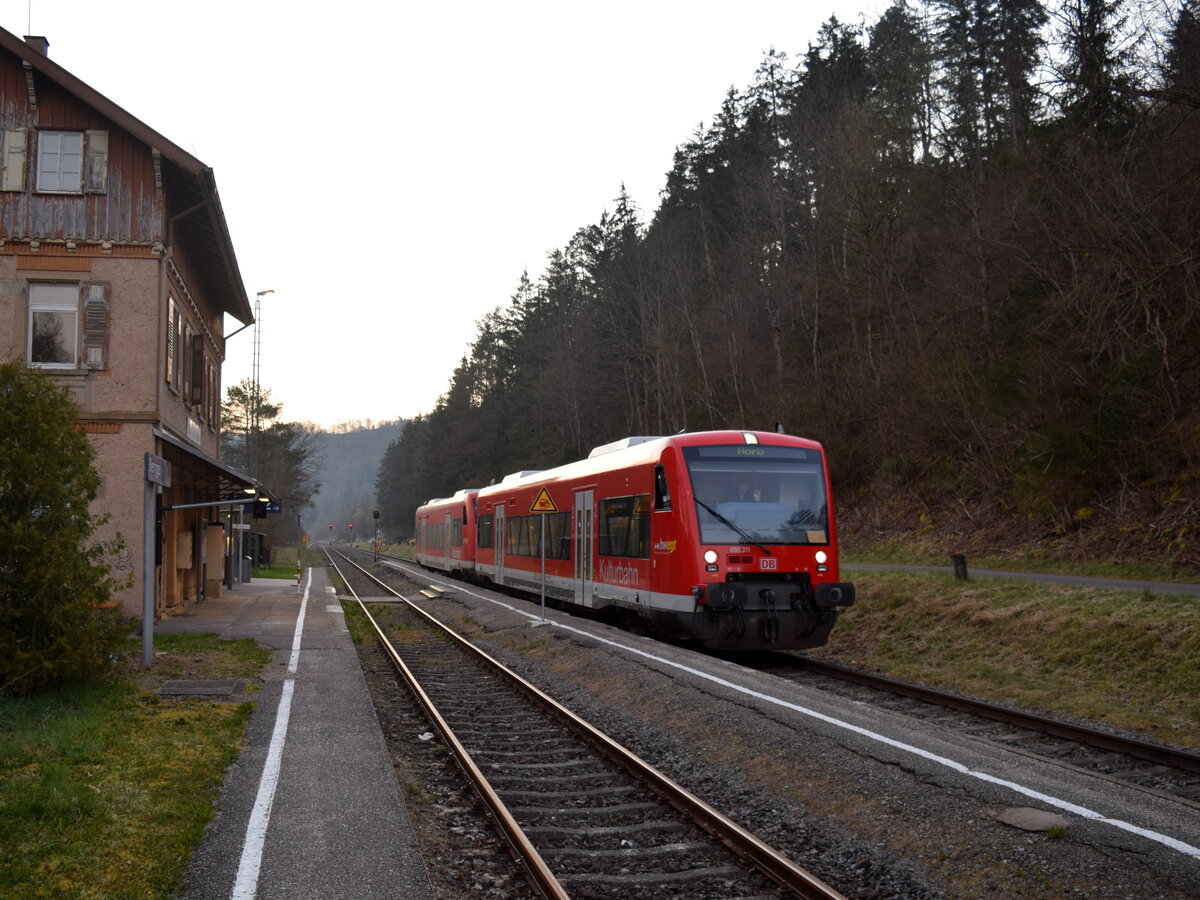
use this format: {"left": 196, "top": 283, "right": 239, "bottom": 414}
{"left": 37, "top": 132, "right": 83, "bottom": 193}
{"left": 29, "top": 283, "right": 79, "bottom": 367}
{"left": 183, "top": 326, "right": 196, "bottom": 405}
{"left": 34, "top": 130, "right": 107, "bottom": 194}
{"left": 27, "top": 282, "right": 111, "bottom": 370}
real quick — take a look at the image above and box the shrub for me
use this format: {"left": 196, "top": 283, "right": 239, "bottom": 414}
{"left": 0, "top": 363, "right": 131, "bottom": 695}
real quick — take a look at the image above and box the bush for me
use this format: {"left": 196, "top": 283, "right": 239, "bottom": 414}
{"left": 0, "top": 363, "right": 131, "bottom": 696}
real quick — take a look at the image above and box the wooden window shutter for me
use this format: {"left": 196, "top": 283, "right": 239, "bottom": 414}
{"left": 190, "top": 334, "right": 204, "bottom": 406}
{"left": 2, "top": 128, "right": 26, "bottom": 191}
{"left": 182, "top": 324, "right": 194, "bottom": 402}
{"left": 209, "top": 359, "right": 219, "bottom": 425}
{"left": 166, "top": 299, "right": 176, "bottom": 387}
{"left": 84, "top": 130, "right": 108, "bottom": 193}
{"left": 82, "top": 282, "right": 111, "bottom": 370}
{"left": 174, "top": 312, "right": 185, "bottom": 393}
{"left": 210, "top": 360, "right": 220, "bottom": 429}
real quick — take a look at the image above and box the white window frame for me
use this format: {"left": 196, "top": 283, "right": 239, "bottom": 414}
{"left": 36, "top": 131, "right": 84, "bottom": 193}
{"left": 28, "top": 283, "right": 80, "bottom": 368}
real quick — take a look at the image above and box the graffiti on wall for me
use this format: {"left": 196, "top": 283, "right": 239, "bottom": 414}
{"left": 96, "top": 539, "right": 135, "bottom": 573}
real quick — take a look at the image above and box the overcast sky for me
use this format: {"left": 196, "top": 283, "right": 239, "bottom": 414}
{"left": 7, "top": 0, "right": 880, "bottom": 428}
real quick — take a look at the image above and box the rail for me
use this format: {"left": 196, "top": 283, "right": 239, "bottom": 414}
{"left": 326, "top": 547, "right": 848, "bottom": 900}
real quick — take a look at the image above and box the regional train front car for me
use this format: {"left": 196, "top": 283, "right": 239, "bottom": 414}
{"left": 431, "top": 430, "right": 854, "bottom": 652}
{"left": 667, "top": 432, "right": 855, "bottom": 650}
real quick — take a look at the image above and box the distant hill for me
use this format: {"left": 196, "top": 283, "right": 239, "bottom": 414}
{"left": 303, "top": 420, "right": 405, "bottom": 543}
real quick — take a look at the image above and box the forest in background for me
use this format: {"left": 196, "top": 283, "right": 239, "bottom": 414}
{"left": 377, "top": 0, "right": 1199, "bottom": 570}
{"left": 306, "top": 421, "right": 405, "bottom": 542}
{"left": 219, "top": 388, "right": 402, "bottom": 552}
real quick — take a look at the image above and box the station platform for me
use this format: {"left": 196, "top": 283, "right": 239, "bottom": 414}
{"left": 156, "top": 568, "right": 435, "bottom": 900}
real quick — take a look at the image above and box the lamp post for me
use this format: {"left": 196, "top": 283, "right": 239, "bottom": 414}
{"left": 249, "top": 289, "right": 274, "bottom": 478}
{"left": 222, "top": 300, "right": 266, "bottom": 589}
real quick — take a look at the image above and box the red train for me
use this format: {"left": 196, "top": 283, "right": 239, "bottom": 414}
{"left": 414, "top": 430, "right": 855, "bottom": 651}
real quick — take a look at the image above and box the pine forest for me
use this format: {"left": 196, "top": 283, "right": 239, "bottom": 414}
{"left": 377, "top": 0, "right": 1200, "bottom": 570}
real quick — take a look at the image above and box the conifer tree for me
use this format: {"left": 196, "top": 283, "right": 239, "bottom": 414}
{"left": 1053, "top": 0, "right": 1136, "bottom": 126}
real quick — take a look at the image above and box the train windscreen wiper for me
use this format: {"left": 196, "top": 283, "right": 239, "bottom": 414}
{"left": 694, "top": 498, "right": 772, "bottom": 556}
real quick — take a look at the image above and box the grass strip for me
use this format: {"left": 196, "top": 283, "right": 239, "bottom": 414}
{"left": 0, "top": 633, "right": 270, "bottom": 899}
{"left": 813, "top": 571, "right": 1200, "bottom": 749}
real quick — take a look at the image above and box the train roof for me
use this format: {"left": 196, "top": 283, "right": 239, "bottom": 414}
{"left": 587, "top": 436, "right": 663, "bottom": 457}
{"left": 476, "top": 430, "right": 824, "bottom": 498}
{"left": 416, "top": 488, "right": 479, "bottom": 512}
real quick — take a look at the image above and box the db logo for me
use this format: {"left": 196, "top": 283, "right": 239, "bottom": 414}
{"left": 760, "top": 558, "right": 777, "bottom": 570}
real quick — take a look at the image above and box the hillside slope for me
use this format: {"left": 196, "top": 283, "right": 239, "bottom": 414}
{"left": 304, "top": 421, "right": 405, "bottom": 541}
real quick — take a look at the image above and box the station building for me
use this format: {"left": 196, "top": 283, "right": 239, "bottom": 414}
{"left": 0, "top": 28, "right": 260, "bottom": 619}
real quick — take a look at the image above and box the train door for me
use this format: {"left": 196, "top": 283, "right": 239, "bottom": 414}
{"left": 495, "top": 504, "right": 505, "bottom": 586}
{"left": 574, "top": 490, "right": 593, "bottom": 607}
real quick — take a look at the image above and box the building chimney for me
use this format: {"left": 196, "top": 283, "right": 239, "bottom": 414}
{"left": 24, "top": 36, "right": 49, "bottom": 56}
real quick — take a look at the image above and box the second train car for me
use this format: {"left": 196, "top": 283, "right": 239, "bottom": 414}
{"left": 414, "top": 430, "right": 855, "bottom": 650}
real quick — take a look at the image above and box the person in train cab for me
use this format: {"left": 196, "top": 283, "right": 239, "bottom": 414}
{"left": 734, "top": 478, "right": 761, "bottom": 502}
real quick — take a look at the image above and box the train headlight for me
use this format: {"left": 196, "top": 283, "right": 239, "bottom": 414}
{"left": 703, "top": 549, "right": 719, "bottom": 565}
{"left": 815, "top": 551, "right": 828, "bottom": 564}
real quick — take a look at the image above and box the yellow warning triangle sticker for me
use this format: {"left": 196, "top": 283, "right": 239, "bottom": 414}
{"left": 530, "top": 487, "right": 559, "bottom": 513}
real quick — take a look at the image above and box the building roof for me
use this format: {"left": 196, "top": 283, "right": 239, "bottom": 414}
{"left": 154, "top": 427, "right": 260, "bottom": 504}
{"left": 0, "top": 26, "right": 253, "bottom": 325}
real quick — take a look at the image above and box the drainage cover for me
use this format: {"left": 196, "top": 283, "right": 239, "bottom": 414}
{"left": 155, "top": 679, "right": 241, "bottom": 696}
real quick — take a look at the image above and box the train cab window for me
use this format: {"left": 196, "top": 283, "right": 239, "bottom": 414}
{"left": 654, "top": 466, "right": 671, "bottom": 511}
{"left": 685, "top": 444, "right": 830, "bottom": 545}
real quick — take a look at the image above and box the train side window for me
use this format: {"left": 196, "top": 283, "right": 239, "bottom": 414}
{"left": 503, "top": 512, "right": 571, "bottom": 559}
{"left": 599, "top": 495, "right": 651, "bottom": 558}
{"left": 654, "top": 466, "right": 671, "bottom": 510}
{"left": 477, "top": 514, "right": 494, "bottom": 549}
{"left": 544, "top": 512, "right": 572, "bottom": 560}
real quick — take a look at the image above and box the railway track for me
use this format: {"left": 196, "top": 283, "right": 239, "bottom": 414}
{"left": 757, "top": 654, "right": 1200, "bottom": 808}
{"left": 360, "top": 546, "right": 1200, "bottom": 807}
{"left": 325, "top": 548, "right": 846, "bottom": 900}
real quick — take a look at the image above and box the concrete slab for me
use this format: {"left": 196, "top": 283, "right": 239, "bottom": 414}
{"left": 997, "top": 807, "right": 1071, "bottom": 832}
